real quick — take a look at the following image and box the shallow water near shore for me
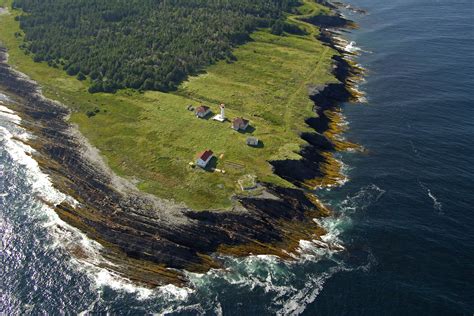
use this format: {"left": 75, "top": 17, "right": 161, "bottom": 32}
{"left": 1, "top": 0, "right": 474, "bottom": 314}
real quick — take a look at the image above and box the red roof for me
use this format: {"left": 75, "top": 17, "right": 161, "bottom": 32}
{"left": 232, "top": 117, "right": 249, "bottom": 127}
{"left": 196, "top": 105, "right": 209, "bottom": 113}
{"left": 197, "top": 149, "right": 213, "bottom": 161}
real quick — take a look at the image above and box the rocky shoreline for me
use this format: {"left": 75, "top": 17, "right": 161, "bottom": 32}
{"left": 0, "top": 5, "right": 364, "bottom": 287}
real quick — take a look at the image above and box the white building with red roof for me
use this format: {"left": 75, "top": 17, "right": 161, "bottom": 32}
{"left": 195, "top": 105, "right": 211, "bottom": 118}
{"left": 196, "top": 149, "right": 214, "bottom": 168}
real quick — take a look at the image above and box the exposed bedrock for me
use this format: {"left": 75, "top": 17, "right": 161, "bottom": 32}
{"left": 0, "top": 12, "right": 359, "bottom": 285}
{"left": 270, "top": 80, "right": 353, "bottom": 188}
{"left": 303, "top": 14, "right": 352, "bottom": 28}
{"left": 1, "top": 45, "right": 333, "bottom": 286}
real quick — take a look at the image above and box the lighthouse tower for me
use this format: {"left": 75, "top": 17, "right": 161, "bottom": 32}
{"left": 219, "top": 103, "right": 225, "bottom": 120}
{"left": 213, "top": 103, "right": 226, "bottom": 122}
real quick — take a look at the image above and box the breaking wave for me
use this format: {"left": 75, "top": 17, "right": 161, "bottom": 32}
{"left": 0, "top": 18, "right": 373, "bottom": 310}
{"left": 0, "top": 99, "right": 179, "bottom": 302}
{"left": 0, "top": 99, "right": 374, "bottom": 314}
{"left": 160, "top": 183, "right": 385, "bottom": 315}
{"left": 0, "top": 98, "right": 350, "bottom": 312}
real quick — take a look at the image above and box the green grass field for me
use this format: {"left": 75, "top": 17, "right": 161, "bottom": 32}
{"left": 0, "top": 0, "right": 339, "bottom": 210}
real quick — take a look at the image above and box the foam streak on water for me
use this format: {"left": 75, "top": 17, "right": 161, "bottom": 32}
{"left": 418, "top": 181, "right": 444, "bottom": 214}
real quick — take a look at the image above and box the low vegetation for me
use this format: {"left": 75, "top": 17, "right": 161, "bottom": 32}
{"left": 0, "top": 0, "right": 339, "bottom": 209}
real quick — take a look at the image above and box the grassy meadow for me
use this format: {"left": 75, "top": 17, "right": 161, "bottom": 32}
{"left": 0, "top": 0, "right": 339, "bottom": 209}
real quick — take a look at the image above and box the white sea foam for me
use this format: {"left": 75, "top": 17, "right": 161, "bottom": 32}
{"left": 276, "top": 265, "right": 346, "bottom": 316}
{"left": 0, "top": 101, "right": 170, "bottom": 299}
{"left": 0, "top": 106, "right": 21, "bottom": 125}
{"left": 342, "top": 184, "right": 385, "bottom": 212}
{"left": 181, "top": 207, "right": 366, "bottom": 316}
{"left": 418, "top": 181, "right": 443, "bottom": 214}
{"left": 0, "top": 60, "right": 372, "bottom": 313}
{"left": 189, "top": 254, "right": 298, "bottom": 300}
{"left": 427, "top": 191, "right": 443, "bottom": 212}
{"left": 76, "top": 270, "right": 194, "bottom": 315}
{"left": 1, "top": 126, "right": 72, "bottom": 206}
{"left": 344, "top": 41, "right": 361, "bottom": 54}
{"left": 76, "top": 264, "right": 194, "bottom": 315}
{"left": 356, "top": 95, "right": 368, "bottom": 103}
{"left": 348, "top": 84, "right": 367, "bottom": 103}
{"left": 0, "top": 105, "right": 104, "bottom": 259}
{"left": 0, "top": 104, "right": 15, "bottom": 114}
{"left": 332, "top": 36, "right": 364, "bottom": 56}
{"left": 337, "top": 158, "right": 351, "bottom": 186}
{"left": 93, "top": 268, "right": 155, "bottom": 299}
{"left": 185, "top": 222, "right": 353, "bottom": 315}
{"left": 313, "top": 184, "right": 386, "bottom": 253}
{"left": 273, "top": 185, "right": 386, "bottom": 314}
{"left": 0, "top": 92, "right": 11, "bottom": 102}
{"left": 311, "top": 216, "right": 345, "bottom": 254}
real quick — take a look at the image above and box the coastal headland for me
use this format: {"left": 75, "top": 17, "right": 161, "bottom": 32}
{"left": 0, "top": 0, "right": 365, "bottom": 286}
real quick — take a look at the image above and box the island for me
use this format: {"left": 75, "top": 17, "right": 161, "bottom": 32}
{"left": 0, "top": 0, "right": 363, "bottom": 286}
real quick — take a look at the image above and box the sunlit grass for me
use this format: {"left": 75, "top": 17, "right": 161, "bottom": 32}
{"left": 0, "top": 0, "right": 339, "bottom": 210}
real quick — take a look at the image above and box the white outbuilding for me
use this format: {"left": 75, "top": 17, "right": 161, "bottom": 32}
{"left": 196, "top": 149, "right": 214, "bottom": 168}
{"left": 195, "top": 105, "right": 211, "bottom": 118}
{"left": 246, "top": 137, "right": 259, "bottom": 146}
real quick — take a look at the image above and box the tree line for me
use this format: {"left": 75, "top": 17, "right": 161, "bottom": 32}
{"left": 13, "top": 0, "right": 301, "bottom": 93}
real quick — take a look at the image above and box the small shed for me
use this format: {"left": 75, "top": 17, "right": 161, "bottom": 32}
{"left": 196, "top": 149, "right": 214, "bottom": 168}
{"left": 246, "top": 137, "right": 259, "bottom": 146}
{"left": 232, "top": 117, "right": 249, "bottom": 131}
{"left": 195, "top": 105, "right": 210, "bottom": 118}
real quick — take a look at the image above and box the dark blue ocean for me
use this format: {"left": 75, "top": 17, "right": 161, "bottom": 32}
{"left": 1, "top": 0, "right": 473, "bottom": 314}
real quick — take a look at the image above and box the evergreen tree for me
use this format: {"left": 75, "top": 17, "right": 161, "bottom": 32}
{"left": 13, "top": 0, "right": 302, "bottom": 93}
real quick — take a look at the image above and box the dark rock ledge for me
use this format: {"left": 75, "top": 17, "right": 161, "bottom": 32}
{"left": 0, "top": 10, "right": 363, "bottom": 287}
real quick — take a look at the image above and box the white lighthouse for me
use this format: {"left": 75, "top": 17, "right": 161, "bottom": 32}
{"left": 219, "top": 103, "right": 225, "bottom": 120}
{"left": 212, "top": 103, "right": 226, "bottom": 122}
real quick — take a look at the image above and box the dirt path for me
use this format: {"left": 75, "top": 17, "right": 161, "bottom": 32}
{"left": 283, "top": 45, "right": 330, "bottom": 128}
{"left": 283, "top": 0, "right": 332, "bottom": 128}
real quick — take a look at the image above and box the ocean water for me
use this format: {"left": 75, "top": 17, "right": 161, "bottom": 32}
{"left": 1, "top": 0, "right": 473, "bottom": 314}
